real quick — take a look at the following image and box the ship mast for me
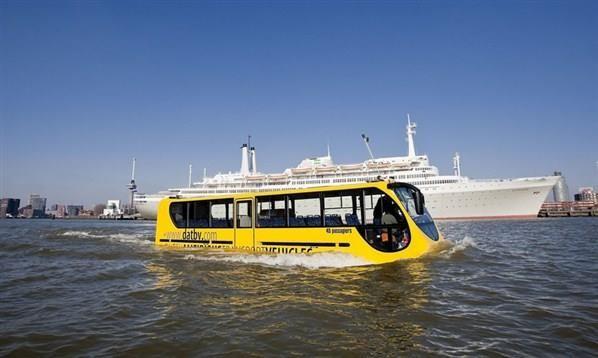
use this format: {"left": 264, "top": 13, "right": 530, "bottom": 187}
{"left": 406, "top": 114, "right": 417, "bottom": 157}
{"left": 361, "top": 134, "right": 375, "bottom": 160}
{"left": 188, "top": 164, "right": 192, "bottom": 188}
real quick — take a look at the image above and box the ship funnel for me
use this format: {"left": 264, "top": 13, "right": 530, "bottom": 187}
{"left": 406, "top": 114, "right": 417, "bottom": 157}
{"left": 240, "top": 144, "right": 250, "bottom": 175}
{"left": 251, "top": 147, "right": 257, "bottom": 174}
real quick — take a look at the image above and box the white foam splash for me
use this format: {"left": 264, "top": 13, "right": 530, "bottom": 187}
{"left": 59, "top": 231, "right": 153, "bottom": 245}
{"left": 108, "top": 233, "right": 154, "bottom": 246}
{"left": 430, "top": 236, "right": 477, "bottom": 258}
{"left": 61, "top": 230, "right": 99, "bottom": 238}
{"left": 452, "top": 236, "right": 477, "bottom": 251}
{"left": 183, "top": 252, "right": 371, "bottom": 269}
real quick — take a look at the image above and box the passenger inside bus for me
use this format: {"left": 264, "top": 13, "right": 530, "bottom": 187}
{"left": 170, "top": 204, "right": 185, "bottom": 227}
{"left": 373, "top": 196, "right": 408, "bottom": 250}
{"left": 373, "top": 196, "right": 404, "bottom": 225}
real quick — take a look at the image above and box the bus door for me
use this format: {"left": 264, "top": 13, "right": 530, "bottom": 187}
{"left": 234, "top": 198, "right": 254, "bottom": 249}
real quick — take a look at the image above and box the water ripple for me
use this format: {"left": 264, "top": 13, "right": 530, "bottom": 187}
{"left": 0, "top": 218, "right": 597, "bottom": 355}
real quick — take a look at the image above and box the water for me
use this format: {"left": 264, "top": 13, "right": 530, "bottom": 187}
{"left": 1, "top": 218, "right": 596, "bottom": 356}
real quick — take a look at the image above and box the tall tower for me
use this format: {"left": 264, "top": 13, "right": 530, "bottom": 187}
{"left": 127, "top": 158, "right": 137, "bottom": 211}
{"left": 406, "top": 114, "right": 417, "bottom": 157}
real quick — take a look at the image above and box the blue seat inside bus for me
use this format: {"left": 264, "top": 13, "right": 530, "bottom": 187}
{"left": 290, "top": 217, "right": 305, "bottom": 226}
{"left": 324, "top": 215, "right": 343, "bottom": 226}
{"left": 212, "top": 218, "right": 231, "bottom": 227}
{"left": 270, "top": 217, "right": 286, "bottom": 227}
{"left": 305, "top": 215, "right": 321, "bottom": 226}
{"left": 189, "top": 219, "right": 208, "bottom": 227}
{"left": 258, "top": 216, "right": 286, "bottom": 227}
{"left": 345, "top": 213, "right": 361, "bottom": 226}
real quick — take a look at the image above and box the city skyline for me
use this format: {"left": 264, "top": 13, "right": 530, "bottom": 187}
{"left": 1, "top": 1, "right": 597, "bottom": 207}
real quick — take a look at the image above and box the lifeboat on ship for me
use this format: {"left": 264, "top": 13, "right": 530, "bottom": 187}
{"left": 245, "top": 174, "right": 267, "bottom": 181}
{"left": 315, "top": 166, "right": 337, "bottom": 174}
{"left": 267, "top": 173, "right": 289, "bottom": 182}
{"left": 289, "top": 167, "right": 312, "bottom": 175}
{"left": 366, "top": 161, "right": 391, "bottom": 169}
{"left": 339, "top": 163, "right": 363, "bottom": 172}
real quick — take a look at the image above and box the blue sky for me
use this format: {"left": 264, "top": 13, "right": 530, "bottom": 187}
{"left": 1, "top": 0, "right": 597, "bottom": 207}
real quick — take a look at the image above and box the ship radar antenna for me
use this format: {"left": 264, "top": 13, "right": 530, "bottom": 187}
{"left": 361, "top": 134, "right": 375, "bottom": 160}
{"left": 406, "top": 113, "right": 417, "bottom": 157}
{"left": 453, "top": 152, "right": 462, "bottom": 177}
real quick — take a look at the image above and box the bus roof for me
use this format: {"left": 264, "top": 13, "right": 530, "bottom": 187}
{"left": 162, "top": 179, "right": 406, "bottom": 203}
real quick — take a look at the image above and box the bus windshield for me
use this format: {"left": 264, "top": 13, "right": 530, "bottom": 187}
{"left": 392, "top": 186, "right": 439, "bottom": 241}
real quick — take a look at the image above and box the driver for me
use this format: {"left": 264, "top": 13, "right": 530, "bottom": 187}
{"left": 374, "top": 197, "right": 405, "bottom": 248}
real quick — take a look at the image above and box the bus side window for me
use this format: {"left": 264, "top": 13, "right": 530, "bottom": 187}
{"left": 169, "top": 202, "right": 187, "bottom": 228}
{"left": 211, "top": 200, "right": 233, "bottom": 228}
{"left": 257, "top": 196, "right": 286, "bottom": 227}
{"left": 323, "top": 190, "right": 362, "bottom": 226}
{"left": 189, "top": 201, "right": 209, "bottom": 228}
{"left": 363, "top": 189, "right": 384, "bottom": 225}
{"left": 287, "top": 193, "right": 321, "bottom": 227}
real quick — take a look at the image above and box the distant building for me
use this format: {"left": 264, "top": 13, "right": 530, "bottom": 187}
{"left": 0, "top": 198, "right": 20, "bottom": 218}
{"left": 19, "top": 205, "right": 33, "bottom": 218}
{"left": 29, "top": 194, "right": 47, "bottom": 218}
{"left": 67, "top": 205, "right": 84, "bottom": 217}
{"left": 103, "top": 200, "right": 122, "bottom": 217}
{"left": 552, "top": 171, "right": 570, "bottom": 202}
{"left": 93, "top": 204, "right": 106, "bottom": 216}
{"left": 574, "top": 187, "right": 597, "bottom": 203}
{"left": 51, "top": 204, "right": 66, "bottom": 218}
{"left": 78, "top": 209, "right": 95, "bottom": 217}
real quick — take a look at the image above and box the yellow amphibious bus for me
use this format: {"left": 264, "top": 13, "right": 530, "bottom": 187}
{"left": 155, "top": 180, "right": 442, "bottom": 264}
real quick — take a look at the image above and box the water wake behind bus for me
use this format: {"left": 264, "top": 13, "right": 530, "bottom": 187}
{"left": 57, "top": 230, "right": 154, "bottom": 246}
{"left": 182, "top": 251, "right": 371, "bottom": 269}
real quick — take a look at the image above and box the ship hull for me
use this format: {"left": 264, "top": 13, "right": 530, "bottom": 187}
{"left": 136, "top": 199, "right": 160, "bottom": 220}
{"left": 135, "top": 177, "right": 558, "bottom": 220}
{"left": 421, "top": 177, "right": 558, "bottom": 220}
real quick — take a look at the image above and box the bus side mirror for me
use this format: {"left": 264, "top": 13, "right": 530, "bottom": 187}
{"left": 414, "top": 191, "right": 425, "bottom": 215}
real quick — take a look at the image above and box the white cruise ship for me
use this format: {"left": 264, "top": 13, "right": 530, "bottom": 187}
{"left": 134, "top": 119, "right": 558, "bottom": 220}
